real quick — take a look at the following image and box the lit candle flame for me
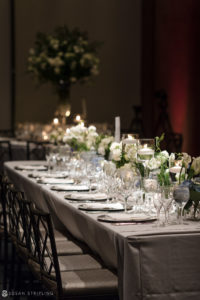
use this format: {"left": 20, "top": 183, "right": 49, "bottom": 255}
{"left": 75, "top": 115, "right": 81, "bottom": 122}
{"left": 53, "top": 118, "right": 59, "bottom": 125}
{"left": 66, "top": 128, "right": 70, "bottom": 134}
{"left": 65, "top": 110, "right": 71, "bottom": 117}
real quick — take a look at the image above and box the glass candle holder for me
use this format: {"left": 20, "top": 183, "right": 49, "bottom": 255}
{"left": 137, "top": 138, "right": 155, "bottom": 162}
{"left": 122, "top": 133, "right": 139, "bottom": 145}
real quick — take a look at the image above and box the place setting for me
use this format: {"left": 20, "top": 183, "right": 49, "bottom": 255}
{"left": 15, "top": 164, "right": 48, "bottom": 171}
{"left": 36, "top": 177, "right": 74, "bottom": 185}
{"left": 64, "top": 192, "right": 108, "bottom": 202}
{"left": 97, "top": 213, "right": 157, "bottom": 224}
{"left": 50, "top": 184, "right": 90, "bottom": 192}
{"left": 28, "top": 171, "right": 69, "bottom": 179}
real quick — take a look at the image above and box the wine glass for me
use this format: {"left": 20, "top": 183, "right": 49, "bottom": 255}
{"left": 161, "top": 186, "right": 174, "bottom": 225}
{"left": 45, "top": 145, "right": 59, "bottom": 173}
{"left": 119, "top": 170, "right": 134, "bottom": 213}
{"left": 152, "top": 189, "right": 163, "bottom": 227}
{"left": 143, "top": 177, "right": 158, "bottom": 215}
{"left": 173, "top": 185, "right": 190, "bottom": 224}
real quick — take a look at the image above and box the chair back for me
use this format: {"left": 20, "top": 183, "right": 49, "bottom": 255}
{"left": 7, "top": 185, "right": 26, "bottom": 247}
{"left": 0, "top": 175, "right": 9, "bottom": 236}
{"left": 0, "top": 141, "right": 12, "bottom": 174}
{"left": 26, "top": 141, "right": 49, "bottom": 160}
{"left": 31, "top": 208, "right": 62, "bottom": 297}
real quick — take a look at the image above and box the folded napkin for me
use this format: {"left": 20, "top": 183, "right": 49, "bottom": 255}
{"left": 51, "top": 185, "right": 89, "bottom": 192}
{"left": 64, "top": 192, "right": 107, "bottom": 201}
{"left": 78, "top": 202, "right": 124, "bottom": 211}
{"left": 15, "top": 165, "right": 47, "bottom": 171}
{"left": 29, "top": 171, "right": 69, "bottom": 178}
{"left": 97, "top": 213, "right": 157, "bottom": 223}
{"left": 37, "top": 178, "right": 74, "bottom": 185}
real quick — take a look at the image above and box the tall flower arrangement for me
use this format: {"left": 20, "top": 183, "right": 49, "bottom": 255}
{"left": 27, "top": 26, "right": 101, "bottom": 115}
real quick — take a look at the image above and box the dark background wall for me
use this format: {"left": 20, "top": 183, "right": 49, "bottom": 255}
{"left": 0, "top": 0, "right": 12, "bottom": 130}
{"left": 1, "top": 0, "right": 200, "bottom": 156}
{"left": 142, "top": 0, "right": 200, "bottom": 156}
{"left": 13, "top": 0, "right": 141, "bottom": 130}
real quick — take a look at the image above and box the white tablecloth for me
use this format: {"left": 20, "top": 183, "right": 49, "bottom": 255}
{"left": 4, "top": 161, "right": 200, "bottom": 300}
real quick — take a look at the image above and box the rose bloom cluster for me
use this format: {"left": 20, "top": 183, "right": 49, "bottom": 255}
{"left": 62, "top": 124, "right": 98, "bottom": 152}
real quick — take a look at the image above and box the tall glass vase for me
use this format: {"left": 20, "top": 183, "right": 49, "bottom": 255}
{"left": 55, "top": 83, "right": 71, "bottom": 126}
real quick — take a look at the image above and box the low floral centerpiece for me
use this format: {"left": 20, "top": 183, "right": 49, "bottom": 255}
{"left": 62, "top": 124, "right": 99, "bottom": 152}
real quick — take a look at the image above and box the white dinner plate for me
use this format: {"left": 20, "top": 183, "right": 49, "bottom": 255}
{"left": 78, "top": 202, "right": 124, "bottom": 212}
{"left": 97, "top": 214, "right": 157, "bottom": 223}
{"left": 15, "top": 165, "right": 48, "bottom": 171}
{"left": 51, "top": 185, "right": 89, "bottom": 192}
{"left": 37, "top": 178, "right": 74, "bottom": 185}
{"left": 64, "top": 192, "right": 107, "bottom": 202}
{"left": 28, "top": 171, "right": 69, "bottom": 179}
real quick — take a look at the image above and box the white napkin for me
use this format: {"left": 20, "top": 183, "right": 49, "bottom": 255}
{"left": 29, "top": 171, "right": 69, "bottom": 178}
{"left": 65, "top": 192, "right": 107, "bottom": 201}
{"left": 51, "top": 185, "right": 89, "bottom": 191}
{"left": 78, "top": 202, "right": 124, "bottom": 211}
{"left": 15, "top": 165, "right": 47, "bottom": 171}
{"left": 37, "top": 178, "right": 74, "bottom": 185}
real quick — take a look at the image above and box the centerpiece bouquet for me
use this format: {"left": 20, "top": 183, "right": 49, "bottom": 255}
{"left": 27, "top": 26, "right": 101, "bottom": 120}
{"left": 62, "top": 124, "right": 99, "bottom": 152}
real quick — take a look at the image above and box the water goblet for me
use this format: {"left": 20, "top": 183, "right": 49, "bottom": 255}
{"left": 143, "top": 177, "right": 158, "bottom": 214}
{"left": 119, "top": 170, "right": 135, "bottom": 213}
{"left": 173, "top": 185, "right": 190, "bottom": 224}
{"left": 152, "top": 189, "right": 163, "bottom": 227}
{"left": 161, "top": 186, "right": 174, "bottom": 225}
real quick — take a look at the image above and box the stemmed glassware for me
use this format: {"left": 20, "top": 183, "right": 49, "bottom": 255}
{"left": 45, "top": 145, "right": 59, "bottom": 172}
{"left": 161, "top": 185, "right": 174, "bottom": 225}
{"left": 143, "top": 177, "right": 158, "bottom": 215}
{"left": 119, "top": 170, "right": 134, "bottom": 213}
{"left": 173, "top": 185, "right": 190, "bottom": 224}
{"left": 152, "top": 188, "right": 163, "bottom": 227}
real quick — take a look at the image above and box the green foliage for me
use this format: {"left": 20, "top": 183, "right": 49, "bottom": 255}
{"left": 135, "top": 162, "right": 145, "bottom": 177}
{"left": 157, "top": 162, "right": 171, "bottom": 186}
{"left": 155, "top": 133, "right": 165, "bottom": 153}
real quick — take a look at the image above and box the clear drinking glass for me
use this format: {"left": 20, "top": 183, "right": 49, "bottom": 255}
{"left": 173, "top": 185, "right": 190, "bottom": 224}
{"left": 161, "top": 186, "right": 174, "bottom": 225}
{"left": 153, "top": 189, "right": 163, "bottom": 227}
{"left": 119, "top": 170, "right": 134, "bottom": 213}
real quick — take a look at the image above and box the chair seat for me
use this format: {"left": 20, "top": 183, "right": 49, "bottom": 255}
{"left": 54, "top": 229, "right": 69, "bottom": 242}
{"left": 46, "top": 254, "right": 102, "bottom": 272}
{"left": 48, "top": 240, "right": 84, "bottom": 256}
{"left": 42, "top": 268, "right": 118, "bottom": 297}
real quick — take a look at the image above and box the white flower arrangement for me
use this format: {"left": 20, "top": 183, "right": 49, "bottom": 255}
{"left": 109, "top": 142, "right": 122, "bottom": 162}
{"left": 27, "top": 26, "right": 101, "bottom": 99}
{"left": 97, "top": 136, "right": 114, "bottom": 158}
{"left": 62, "top": 124, "right": 99, "bottom": 151}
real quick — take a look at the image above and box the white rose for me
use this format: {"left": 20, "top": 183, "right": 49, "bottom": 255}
{"left": 146, "top": 157, "right": 161, "bottom": 170}
{"left": 98, "top": 146, "right": 105, "bottom": 156}
{"left": 88, "top": 125, "right": 96, "bottom": 132}
{"left": 111, "top": 148, "right": 121, "bottom": 161}
{"left": 191, "top": 157, "right": 200, "bottom": 175}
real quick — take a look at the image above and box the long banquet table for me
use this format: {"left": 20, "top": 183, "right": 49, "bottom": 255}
{"left": 4, "top": 161, "right": 200, "bottom": 300}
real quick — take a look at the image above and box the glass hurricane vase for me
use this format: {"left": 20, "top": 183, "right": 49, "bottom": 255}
{"left": 55, "top": 84, "right": 71, "bottom": 125}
